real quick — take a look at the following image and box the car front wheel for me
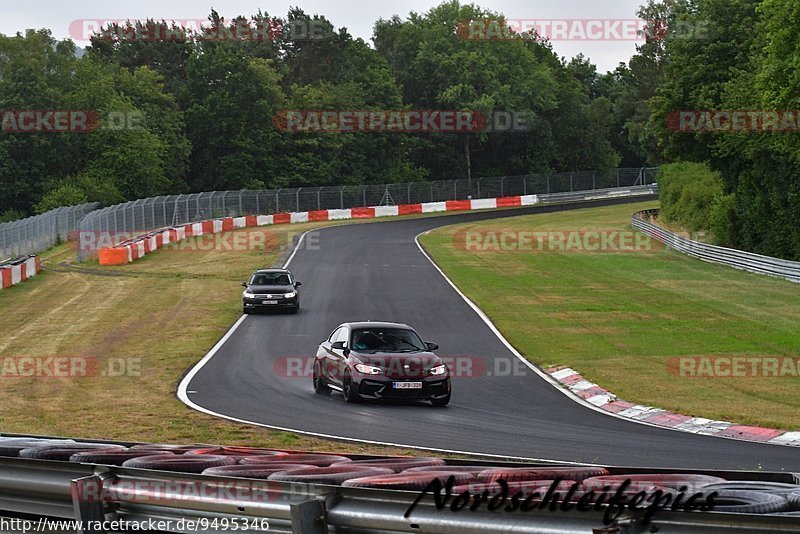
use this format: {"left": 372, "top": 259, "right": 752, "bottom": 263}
{"left": 431, "top": 393, "right": 450, "bottom": 407}
{"left": 343, "top": 372, "right": 361, "bottom": 403}
{"left": 313, "top": 361, "right": 330, "bottom": 395}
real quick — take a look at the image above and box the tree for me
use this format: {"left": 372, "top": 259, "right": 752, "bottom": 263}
{"left": 184, "top": 41, "right": 286, "bottom": 191}
{"left": 0, "top": 30, "right": 80, "bottom": 215}
{"left": 374, "top": 1, "right": 560, "bottom": 179}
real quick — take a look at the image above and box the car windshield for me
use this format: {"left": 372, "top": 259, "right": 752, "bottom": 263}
{"left": 250, "top": 273, "right": 291, "bottom": 286}
{"left": 350, "top": 328, "right": 426, "bottom": 352}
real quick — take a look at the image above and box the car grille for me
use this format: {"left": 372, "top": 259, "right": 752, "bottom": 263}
{"left": 252, "top": 294, "right": 289, "bottom": 299}
{"left": 383, "top": 364, "right": 428, "bottom": 379}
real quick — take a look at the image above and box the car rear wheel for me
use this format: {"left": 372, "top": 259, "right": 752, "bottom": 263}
{"left": 242, "top": 308, "right": 250, "bottom": 315}
{"left": 431, "top": 393, "right": 450, "bottom": 407}
{"left": 313, "top": 361, "right": 331, "bottom": 395}
{"left": 343, "top": 372, "right": 361, "bottom": 403}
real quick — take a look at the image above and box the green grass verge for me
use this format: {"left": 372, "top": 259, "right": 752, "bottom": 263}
{"left": 419, "top": 200, "right": 800, "bottom": 430}
{"left": 0, "top": 221, "right": 421, "bottom": 454}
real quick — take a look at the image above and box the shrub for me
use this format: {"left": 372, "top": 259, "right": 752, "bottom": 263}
{"left": 658, "top": 162, "right": 724, "bottom": 234}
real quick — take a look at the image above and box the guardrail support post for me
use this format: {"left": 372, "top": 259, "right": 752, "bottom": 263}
{"left": 70, "top": 475, "right": 108, "bottom": 534}
{"left": 290, "top": 499, "right": 328, "bottom": 534}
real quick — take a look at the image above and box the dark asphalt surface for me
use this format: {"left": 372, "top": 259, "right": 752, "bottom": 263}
{"left": 184, "top": 197, "right": 800, "bottom": 471}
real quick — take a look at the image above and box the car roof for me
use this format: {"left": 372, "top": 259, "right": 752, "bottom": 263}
{"left": 340, "top": 321, "right": 413, "bottom": 330}
{"left": 253, "top": 268, "right": 291, "bottom": 274}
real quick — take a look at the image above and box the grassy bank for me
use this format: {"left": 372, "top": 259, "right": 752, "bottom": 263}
{"left": 420, "top": 200, "right": 800, "bottom": 430}
{"left": 0, "top": 221, "right": 416, "bottom": 454}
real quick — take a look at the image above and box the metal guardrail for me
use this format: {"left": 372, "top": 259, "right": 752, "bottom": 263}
{"left": 75, "top": 168, "right": 658, "bottom": 260}
{"left": 1, "top": 453, "right": 799, "bottom": 533}
{"left": 632, "top": 210, "right": 800, "bottom": 284}
{"left": 0, "top": 255, "right": 34, "bottom": 268}
{"left": 0, "top": 203, "right": 99, "bottom": 259}
{"left": 538, "top": 184, "right": 659, "bottom": 204}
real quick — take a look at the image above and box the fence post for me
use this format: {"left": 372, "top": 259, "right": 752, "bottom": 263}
{"left": 477, "top": 178, "right": 482, "bottom": 198}
{"left": 275, "top": 190, "right": 281, "bottom": 213}
{"left": 340, "top": 187, "right": 344, "bottom": 209}
{"left": 407, "top": 183, "right": 411, "bottom": 204}
{"left": 547, "top": 175, "right": 550, "bottom": 194}
{"left": 362, "top": 187, "right": 366, "bottom": 207}
{"left": 592, "top": 171, "right": 596, "bottom": 190}
{"left": 500, "top": 177, "right": 504, "bottom": 198}
{"left": 296, "top": 188, "right": 301, "bottom": 213}
{"left": 616, "top": 169, "right": 620, "bottom": 188}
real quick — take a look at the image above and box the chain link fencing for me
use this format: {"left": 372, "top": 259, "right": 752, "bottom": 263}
{"left": 0, "top": 203, "right": 99, "bottom": 261}
{"left": 63, "top": 167, "right": 656, "bottom": 261}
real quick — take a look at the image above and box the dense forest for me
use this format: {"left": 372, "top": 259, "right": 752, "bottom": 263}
{"left": 0, "top": 0, "right": 798, "bottom": 259}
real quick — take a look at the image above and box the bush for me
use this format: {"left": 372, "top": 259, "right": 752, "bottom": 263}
{"left": 658, "top": 162, "right": 724, "bottom": 234}
{"left": 709, "top": 194, "right": 735, "bottom": 246}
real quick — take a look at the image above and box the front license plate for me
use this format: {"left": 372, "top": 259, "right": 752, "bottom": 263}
{"left": 262, "top": 300, "right": 278, "bottom": 304}
{"left": 393, "top": 382, "right": 422, "bottom": 389}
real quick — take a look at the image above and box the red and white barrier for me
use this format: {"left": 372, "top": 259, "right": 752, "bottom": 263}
{"left": 0, "top": 256, "right": 41, "bottom": 290}
{"left": 98, "top": 195, "right": 540, "bottom": 266}
{"left": 547, "top": 366, "right": 800, "bottom": 447}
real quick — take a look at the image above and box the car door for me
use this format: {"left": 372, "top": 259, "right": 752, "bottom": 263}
{"left": 322, "top": 327, "right": 342, "bottom": 383}
{"left": 317, "top": 327, "right": 337, "bottom": 379}
{"left": 326, "top": 326, "right": 349, "bottom": 386}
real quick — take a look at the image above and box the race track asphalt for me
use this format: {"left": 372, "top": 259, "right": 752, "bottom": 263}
{"left": 182, "top": 197, "right": 800, "bottom": 471}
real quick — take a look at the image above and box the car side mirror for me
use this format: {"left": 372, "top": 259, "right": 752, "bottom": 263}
{"left": 240, "top": 281, "right": 248, "bottom": 287}
{"left": 294, "top": 281, "right": 302, "bottom": 287}
{"left": 426, "top": 342, "right": 439, "bottom": 351}
{"left": 331, "top": 341, "right": 346, "bottom": 350}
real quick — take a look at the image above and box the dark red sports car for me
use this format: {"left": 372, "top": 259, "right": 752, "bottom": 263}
{"left": 313, "top": 321, "right": 451, "bottom": 406}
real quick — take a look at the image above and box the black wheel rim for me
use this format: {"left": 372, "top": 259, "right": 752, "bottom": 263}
{"left": 313, "top": 364, "right": 322, "bottom": 389}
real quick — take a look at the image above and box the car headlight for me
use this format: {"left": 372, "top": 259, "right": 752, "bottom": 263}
{"left": 243, "top": 291, "right": 255, "bottom": 299}
{"left": 429, "top": 364, "right": 447, "bottom": 376}
{"left": 355, "top": 364, "right": 382, "bottom": 375}
{"left": 284, "top": 291, "right": 297, "bottom": 298}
